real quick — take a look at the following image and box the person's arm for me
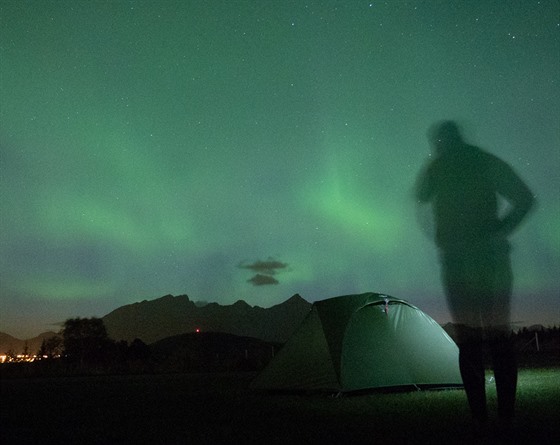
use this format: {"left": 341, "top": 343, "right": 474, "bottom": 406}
{"left": 415, "top": 162, "right": 434, "bottom": 203}
{"left": 413, "top": 162, "right": 438, "bottom": 240}
{"left": 493, "top": 159, "right": 536, "bottom": 236}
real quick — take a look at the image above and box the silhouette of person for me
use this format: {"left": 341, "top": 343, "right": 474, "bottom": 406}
{"left": 415, "top": 121, "right": 535, "bottom": 428}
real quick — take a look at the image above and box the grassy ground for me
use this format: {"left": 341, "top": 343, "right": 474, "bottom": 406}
{"left": 2, "top": 368, "right": 559, "bottom": 444}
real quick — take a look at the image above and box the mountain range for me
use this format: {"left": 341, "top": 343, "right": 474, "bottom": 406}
{"left": 102, "top": 293, "right": 311, "bottom": 344}
{"left": 0, "top": 331, "right": 59, "bottom": 357}
{"left": 1, "top": 294, "right": 312, "bottom": 354}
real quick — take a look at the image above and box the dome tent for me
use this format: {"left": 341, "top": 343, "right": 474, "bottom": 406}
{"left": 251, "top": 292, "right": 462, "bottom": 392}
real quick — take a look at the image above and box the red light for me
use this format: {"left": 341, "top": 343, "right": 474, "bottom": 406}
{"left": 195, "top": 328, "right": 200, "bottom": 333}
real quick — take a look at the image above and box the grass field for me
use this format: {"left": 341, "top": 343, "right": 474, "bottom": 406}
{"left": 2, "top": 367, "right": 559, "bottom": 444}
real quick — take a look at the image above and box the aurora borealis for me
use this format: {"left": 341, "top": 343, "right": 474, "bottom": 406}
{"left": 1, "top": 1, "right": 558, "bottom": 338}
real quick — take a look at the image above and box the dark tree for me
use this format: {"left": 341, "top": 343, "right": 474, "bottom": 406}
{"left": 38, "top": 336, "right": 63, "bottom": 359}
{"left": 128, "top": 338, "right": 150, "bottom": 361}
{"left": 61, "top": 317, "right": 110, "bottom": 368}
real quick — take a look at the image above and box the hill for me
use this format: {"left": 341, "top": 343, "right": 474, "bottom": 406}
{"left": 149, "top": 331, "right": 277, "bottom": 372}
{"left": 102, "top": 294, "right": 311, "bottom": 344}
{"left": 0, "top": 331, "right": 59, "bottom": 357}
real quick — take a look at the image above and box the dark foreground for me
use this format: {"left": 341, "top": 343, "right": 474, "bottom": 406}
{"left": 2, "top": 369, "right": 559, "bottom": 445}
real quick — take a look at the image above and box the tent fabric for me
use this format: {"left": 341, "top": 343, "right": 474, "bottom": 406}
{"left": 251, "top": 292, "right": 462, "bottom": 392}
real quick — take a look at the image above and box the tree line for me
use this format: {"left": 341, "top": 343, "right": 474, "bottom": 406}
{"left": 2, "top": 317, "right": 151, "bottom": 376}
{"left": 2, "top": 318, "right": 558, "bottom": 378}
{"left": 2, "top": 316, "right": 276, "bottom": 377}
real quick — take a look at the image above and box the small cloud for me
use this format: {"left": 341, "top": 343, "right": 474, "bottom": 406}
{"left": 239, "top": 257, "right": 289, "bottom": 286}
{"left": 247, "top": 274, "right": 279, "bottom": 286}
{"left": 238, "top": 258, "right": 288, "bottom": 275}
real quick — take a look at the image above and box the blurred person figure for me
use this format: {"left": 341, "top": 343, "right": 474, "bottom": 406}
{"left": 415, "top": 121, "right": 535, "bottom": 428}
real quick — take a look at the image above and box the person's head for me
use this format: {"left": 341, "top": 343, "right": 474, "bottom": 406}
{"left": 428, "top": 120, "right": 464, "bottom": 153}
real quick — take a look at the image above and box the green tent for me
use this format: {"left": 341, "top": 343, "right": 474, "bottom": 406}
{"left": 251, "top": 292, "right": 462, "bottom": 392}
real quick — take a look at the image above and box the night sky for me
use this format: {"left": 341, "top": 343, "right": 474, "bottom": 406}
{"left": 1, "top": 0, "right": 558, "bottom": 339}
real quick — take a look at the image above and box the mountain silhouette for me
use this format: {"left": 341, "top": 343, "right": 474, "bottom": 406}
{"left": 0, "top": 331, "right": 59, "bottom": 357}
{"left": 102, "top": 294, "right": 311, "bottom": 344}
